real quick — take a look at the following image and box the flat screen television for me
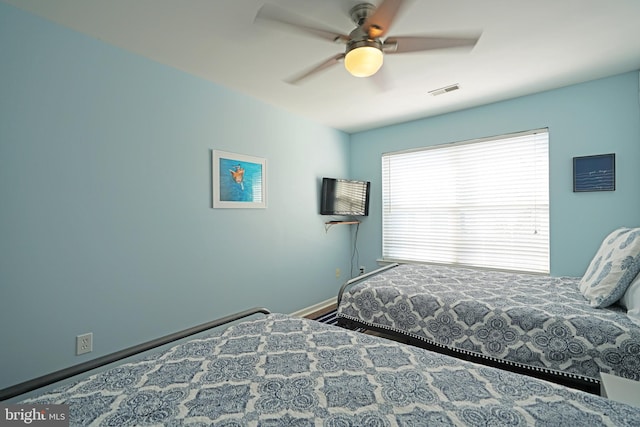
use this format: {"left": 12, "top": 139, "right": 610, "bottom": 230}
{"left": 320, "top": 177, "right": 370, "bottom": 216}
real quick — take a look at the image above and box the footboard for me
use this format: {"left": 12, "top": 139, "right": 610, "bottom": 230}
{"left": 337, "top": 262, "right": 399, "bottom": 306}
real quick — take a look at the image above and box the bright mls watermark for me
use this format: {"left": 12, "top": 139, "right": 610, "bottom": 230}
{"left": 0, "top": 405, "right": 68, "bottom": 426}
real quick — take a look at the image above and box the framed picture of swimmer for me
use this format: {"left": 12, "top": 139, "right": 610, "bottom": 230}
{"left": 573, "top": 153, "right": 615, "bottom": 192}
{"left": 212, "top": 150, "right": 267, "bottom": 208}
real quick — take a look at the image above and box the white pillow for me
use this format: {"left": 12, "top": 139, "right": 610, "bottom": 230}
{"left": 620, "top": 273, "right": 640, "bottom": 325}
{"left": 579, "top": 227, "right": 640, "bottom": 308}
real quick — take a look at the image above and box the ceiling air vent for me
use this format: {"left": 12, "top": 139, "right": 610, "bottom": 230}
{"left": 428, "top": 84, "right": 460, "bottom": 96}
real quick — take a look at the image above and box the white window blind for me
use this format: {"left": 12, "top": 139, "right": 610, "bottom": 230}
{"left": 382, "top": 129, "right": 549, "bottom": 273}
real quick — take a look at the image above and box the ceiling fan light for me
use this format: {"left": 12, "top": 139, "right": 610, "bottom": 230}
{"left": 344, "top": 46, "right": 383, "bottom": 77}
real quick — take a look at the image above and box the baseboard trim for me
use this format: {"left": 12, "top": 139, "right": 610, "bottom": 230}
{"left": 290, "top": 297, "right": 336, "bottom": 318}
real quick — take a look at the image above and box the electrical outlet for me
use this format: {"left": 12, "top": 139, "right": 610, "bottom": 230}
{"left": 359, "top": 266, "right": 366, "bottom": 275}
{"left": 336, "top": 268, "right": 341, "bottom": 278}
{"left": 76, "top": 333, "right": 93, "bottom": 355}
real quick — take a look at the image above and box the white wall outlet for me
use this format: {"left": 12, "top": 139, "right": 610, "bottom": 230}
{"left": 359, "top": 266, "right": 366, "bottom": 275}
{"left": 335, "top": 268, "right": 341, "bottom": 278}
{"left": 76, "top": 332, "right": 93, "bottom": 355}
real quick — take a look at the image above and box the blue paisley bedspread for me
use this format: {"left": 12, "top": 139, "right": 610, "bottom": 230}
{"left": 22, "top": 314, "right": 640, "bottom": 426}
{"left": 337, "top": 263, "right": 640, "bottom": 382}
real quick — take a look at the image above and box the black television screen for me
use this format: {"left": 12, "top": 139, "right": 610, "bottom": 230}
{"left": 320, "top": 177, "right": 370, "bottom": 216}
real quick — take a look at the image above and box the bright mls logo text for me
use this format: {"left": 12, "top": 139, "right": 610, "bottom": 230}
{"left": 1, "top": 404, "right": 68, "bottom": 426}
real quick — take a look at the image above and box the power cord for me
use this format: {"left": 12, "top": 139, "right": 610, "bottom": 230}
{"left": 350, "top": 222, "right": 361, "bottom": 278}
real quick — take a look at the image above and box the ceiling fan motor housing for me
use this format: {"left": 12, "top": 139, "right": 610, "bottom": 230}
{"left": 346, "top": 3, "right": 384, "bottom": 57}
{"left": 346, "top": 37, "right": 382, "bottom": 54}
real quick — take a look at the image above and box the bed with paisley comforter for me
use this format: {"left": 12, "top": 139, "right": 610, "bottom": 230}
{"left": 4, "top": 311, "right": 640, "bottom": 426}
{"left": 336, "top": 262, "right": 640, "bottom": 392}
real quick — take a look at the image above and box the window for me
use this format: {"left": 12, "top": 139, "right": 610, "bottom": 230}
{"left": 382, "top": 129, "right": 549, "bottom": 273}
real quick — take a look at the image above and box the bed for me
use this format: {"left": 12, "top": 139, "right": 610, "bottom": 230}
{"left": 2, "top": 308, "right": 640, "bottom": 426}
{"left": 337, "top": 260, "right": 640, "bottom": 393}
{"left": 337, "top": 227, "right": 640, "bottom": 391}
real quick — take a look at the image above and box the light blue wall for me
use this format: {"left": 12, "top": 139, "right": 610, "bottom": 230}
{"left": 351, "top": 71, "right": 640, "bottom": 277}
{"left": 3, "top": 2, "right": 640, "bottom": 393}
{"left": 0, "top": 3, "right": 352, "bottom": 389}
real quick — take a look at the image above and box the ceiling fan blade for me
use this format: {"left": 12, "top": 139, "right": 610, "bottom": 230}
{"left": 383, "top": 33, "right": 481, "bottom": 54}
{"left": 255, "top": 3, "right": 350, "bottom": 44}
{"left": 285, "top": 53, "right": 346, "bottom": 85}
{"left": 363, "top": 0, "right": 405, "bottom": 39}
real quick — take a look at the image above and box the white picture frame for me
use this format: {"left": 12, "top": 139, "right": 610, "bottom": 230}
{"left": 211, "top": 150, "right": 267, "bottom": 209}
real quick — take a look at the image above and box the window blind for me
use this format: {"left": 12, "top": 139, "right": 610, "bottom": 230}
{"left": 382, "top": 129, "right": 549, "bottom": 273}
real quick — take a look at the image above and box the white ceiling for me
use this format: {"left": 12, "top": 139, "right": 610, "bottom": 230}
{"left": 4, "top": 0, "right": 640, "bottom": 133}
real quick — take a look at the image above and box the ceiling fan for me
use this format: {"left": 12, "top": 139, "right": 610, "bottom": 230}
{"left": 255, "top": 0, "right": 481, "bottom": 84}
